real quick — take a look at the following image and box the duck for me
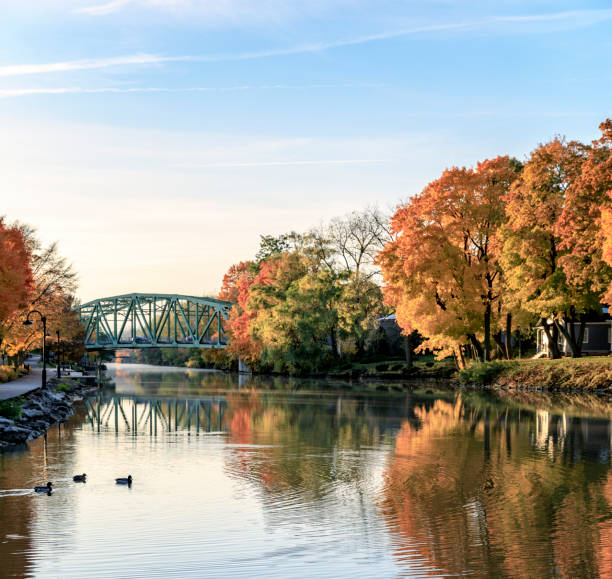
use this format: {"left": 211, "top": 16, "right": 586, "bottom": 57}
{"left": 483, "top": 477, "right": 495, "bottom": 490}
{"left": 115, "top": 475, "right": 132, "bottom": 485}
{"left": 73, "top": 474, "right": 87, "bottom": 482}
{"left": 34, "top": 482, "right": 53, "bottom": 493}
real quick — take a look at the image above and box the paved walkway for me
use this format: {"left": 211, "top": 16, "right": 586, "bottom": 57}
{"left": 0, "top": 367, "right": 44, "bottom": 400}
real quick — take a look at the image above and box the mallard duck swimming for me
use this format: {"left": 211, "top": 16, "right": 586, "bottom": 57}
{"left": 73, "top": 474, "right": 87, "bottom": 482}
{"left": 115, "top": 475, "right": 132, "bottom": 485}
{"left": 34, "top": 482, "right": 53, "bottom": 493}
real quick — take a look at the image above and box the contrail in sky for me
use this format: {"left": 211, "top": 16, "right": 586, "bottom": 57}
{"left": 0, "top": 83, "right": 385, "bottom": 98}
{"left": 0, "top": 9, "right": 610, "bottom": 77}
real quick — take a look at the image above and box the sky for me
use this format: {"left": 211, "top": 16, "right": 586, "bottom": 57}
{"left": 1, "top": 0, "right": 611, "bottom": 303}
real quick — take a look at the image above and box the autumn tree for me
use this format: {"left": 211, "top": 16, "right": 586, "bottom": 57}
{"left": 604, "top": 204, "right": 612, "bottom": 304}
{"left": 558, "top": 120, "right": 612, "bottom": 313}
{"left": 218, "top": 261, "right": 256, "bottom": 303}
{"left": 499, "top": 138, "right": 601, "bottom": 358}
{"left": 1, "top": 223, "right": 80, "bottom": 365}
{"left": 576, "top": 120, "right": 612, "bottom": 305}
{"left": 379, "top": 157, "right": 520, "bottom": 363}
{"left": 0, "top": 219, "right": 33, "bottom": 326}
{"left": 218, "top": 260, "right": 262, "bottom": 366}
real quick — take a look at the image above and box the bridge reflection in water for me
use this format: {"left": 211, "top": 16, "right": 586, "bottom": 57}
{"left": 84, "top": 395, "right": 227, "bottom": 435}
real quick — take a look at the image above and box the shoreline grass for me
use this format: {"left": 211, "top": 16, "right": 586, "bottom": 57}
{"left": 458, "top": 356, "right": 612, "bottom": 391}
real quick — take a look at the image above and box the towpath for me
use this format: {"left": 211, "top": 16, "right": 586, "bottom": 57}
{"left": 0, "top": 357, "right": 44, "bottom": 401}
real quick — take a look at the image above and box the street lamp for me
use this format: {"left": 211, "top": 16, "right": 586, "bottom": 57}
{"left": 23, "top": 310, "right": 47, "bottom": 388}
{"left": 56, "top": 329, "right": 61, "bottom": 379}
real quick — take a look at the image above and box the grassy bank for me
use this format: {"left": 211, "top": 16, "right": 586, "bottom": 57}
{"left": 458, "top": 356, "right": 612, "bottom": 391}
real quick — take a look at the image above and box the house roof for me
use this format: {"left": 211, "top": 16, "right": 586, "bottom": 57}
{"left": 378, "top": 313, "right": 396, "bottom": 321}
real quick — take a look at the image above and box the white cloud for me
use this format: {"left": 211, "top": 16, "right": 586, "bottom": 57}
{"left": 0, "top": 82, "right": 384, "bottom": 98}
{"left": 172, "top": 159, "right": 389, "bottom": 168}
{"left": 1, "top": 9, "right": 611, "bottom": 77}
{"left": 73, "top": 0, "right": 349, "bottom": 20}
{"left": 75, "top": 0, "right": 133, "bottom": 15}
{"left": 0, "top": 53, "right": 174, "bottom": 78}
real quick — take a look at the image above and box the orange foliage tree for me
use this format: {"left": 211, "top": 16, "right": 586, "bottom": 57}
{"left": 558, "top": 120, "right": 612, "bottom": 295}
{"left": 499, "top": 137, "right": 608, "bottom": 357}
{"left": 1, "top": 222, "right": 81, "bottom": 365}
{"left": 604, "top": 205, "right": 612, "bottom": 304}
{"left": 379, "top": 156, "right": 520, "bottom": 362}
{"left": 218, "top": 260, "right": 262, "bottom": 365}
{"left": 0, "top": 219, "right": 33, "bottom": 326}
{"left": 583, "top": 120, "right": 612, "bottom": 304}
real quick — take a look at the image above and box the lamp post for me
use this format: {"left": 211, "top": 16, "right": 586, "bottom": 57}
{"left": 56, "top": 329, "right": 61, "bottom": 379}
{"left": 23, "top": 310, "right": 47, "bottom": 388}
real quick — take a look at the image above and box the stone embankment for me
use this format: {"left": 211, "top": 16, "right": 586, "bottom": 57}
{"left": 0, "top": 379, "right": 96, "bottom": 449}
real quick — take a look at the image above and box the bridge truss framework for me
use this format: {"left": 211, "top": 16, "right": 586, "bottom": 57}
{"left": 77, "top": 293, "right": 232, "bottom": 350}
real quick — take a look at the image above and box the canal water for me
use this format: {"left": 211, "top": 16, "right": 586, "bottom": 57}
{"left": 1, "top": 363, "right": 612, "bottom": 578}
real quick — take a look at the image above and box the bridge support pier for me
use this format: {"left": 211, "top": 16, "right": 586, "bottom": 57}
{"left": 238, "top": 358, "right": 251, "bottom": 374}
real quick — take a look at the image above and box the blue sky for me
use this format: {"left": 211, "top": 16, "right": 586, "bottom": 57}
{"left": 2, "top": 1, "right": 611, "bottom": 301}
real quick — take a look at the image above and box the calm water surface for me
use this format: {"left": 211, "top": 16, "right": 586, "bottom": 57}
{"left": 1, "top": 363, "right": 612, "bottom": 578}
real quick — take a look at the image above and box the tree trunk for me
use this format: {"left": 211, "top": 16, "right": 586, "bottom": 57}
{"left": 330, "top": 326, "right": 339, "bottom": 359}
{"left": 555, "top": 320, "right": 577, "bottom": 357}
{"left": 555, "top": 316, "right": 585, "bottom": 358}
{"left": 568, "top": 308, "right": 577, "bottom": 352}
{"left": 457, "top": 345, "right": 466, "bottom": 369}
{"left": 467, "top": 333, "right": 485, "bottom": 363}
{"left": 493, "top": 331, "right": 505, "bottom": 359}
{"left": 483, "top": 303, "right": 491, "bottom": 362}
{"left": 577, "top": 316, "right": 586, "bottom": 355}
{"left": 505, "top": 313, "right": 513, "bottom": 360}
{"left": 403, "top": 335, "right": 413, "bottom": 369}
{"left": 542, "top": 320, "right": 561, "bottom": 359}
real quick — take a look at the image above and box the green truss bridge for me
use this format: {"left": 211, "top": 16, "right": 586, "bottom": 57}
{"left": 77, "top": 293, "right": 232, "bottom": 351}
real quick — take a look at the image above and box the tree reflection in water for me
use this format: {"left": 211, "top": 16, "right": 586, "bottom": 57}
{"left": 380, "top": 393, "right": 612, "bottom": 577}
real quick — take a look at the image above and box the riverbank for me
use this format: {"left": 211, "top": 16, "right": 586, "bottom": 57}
{"left": 458, "top": 356, "right": 612, "bottom": 391}
{"left": 0, "top": 379, "right": 97, "bottom": 450}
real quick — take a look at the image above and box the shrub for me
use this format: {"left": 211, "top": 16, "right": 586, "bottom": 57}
{"left": 55, "top": 383, "right": 72, "bottom": 393}
{"left": 459, "top": 361, "right": 515, "bottom": 385}
{"left": 0, "top": 366, "right": 19, "bottom": 384}
{"left": 0, "top": 398, "right": 23, "bottom": 420}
